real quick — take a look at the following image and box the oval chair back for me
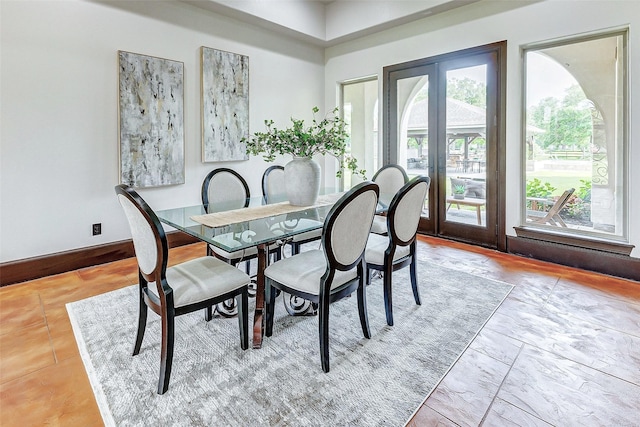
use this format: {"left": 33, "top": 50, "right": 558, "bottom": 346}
{"left": 115, "top": 184, "right": 168, "bottom": 295}
{"left": 201, "top": 168, "right": 250, "bottom": 212}
{"left": 372, "top": 164, "right": 409, "bottom": 205}
{"left": 387, "top": 175, "right": 430, "bottom": 246}
{"left": 261, "top": 165, "right": 285, "bottom": 204}
{"left": 322, "top": 181, "right": 380, "bottom": 272}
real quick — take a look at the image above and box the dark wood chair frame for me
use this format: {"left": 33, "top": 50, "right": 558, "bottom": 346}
{"left": 115, "top": 184, "right": 249, "bottom": 395}
{"left": 264, "top": 181, "right": 380, "bottom": 373}
{"left": 365, "top": 175, "right": 431, "bottom": 326}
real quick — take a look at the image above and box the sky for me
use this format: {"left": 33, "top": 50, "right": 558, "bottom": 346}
{"left": 525, "top": 52, "right": 576, "bottom": 107}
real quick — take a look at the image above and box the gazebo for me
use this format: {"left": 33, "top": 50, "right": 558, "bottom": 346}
{"left": 405, "top": 97, "right": 486, "bottom": 172}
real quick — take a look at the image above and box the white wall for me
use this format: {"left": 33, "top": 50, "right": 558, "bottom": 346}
{"left": 2, "top": 0, "right": 638, "bottom": 264}
{"left": 324, "top": 0, "right": 640, "bottom": 259}
{"left": 0, "top": 0, "right": 325, "bottom": 262}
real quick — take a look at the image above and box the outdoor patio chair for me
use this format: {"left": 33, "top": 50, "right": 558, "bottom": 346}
{"left": 526, "top": 188, "right": 575, "bottom": 227}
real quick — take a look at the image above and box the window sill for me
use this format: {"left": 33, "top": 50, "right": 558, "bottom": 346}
{"left": 513, "top": 226, "right": 634, "bottom": 256}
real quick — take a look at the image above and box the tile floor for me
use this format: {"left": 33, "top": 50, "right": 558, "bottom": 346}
{"left": 1, "top": 236, "right": 638, "bottom": 426}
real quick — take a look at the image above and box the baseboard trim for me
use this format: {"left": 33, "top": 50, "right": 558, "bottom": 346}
{"left": 0, "top": 232, "right": 200, "bottom": 287}
{"left": 3, "top": 233, "right": 637, "bottom": 287}
{"left": 507, "top": 235, "right": 640, "bottom": 282}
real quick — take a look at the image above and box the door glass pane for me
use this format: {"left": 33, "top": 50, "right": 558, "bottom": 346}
{"left": 342, "top": 78, "right": 378, "bottom": 190}
{"left": 397, "top": 75, "right": 430, "bottom": 218}
{"left": 524, "top": 33, "right": 626, "bottom": 238}
{"left": 444, "top": 65, "right": 487, "bottom": 227}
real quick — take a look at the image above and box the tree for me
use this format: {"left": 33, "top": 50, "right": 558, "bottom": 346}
{"left": 528, "top": 84, "right": 593, "bottom": 151}
{"left": 447, "top": 77, "right": 486, "bottom": 108}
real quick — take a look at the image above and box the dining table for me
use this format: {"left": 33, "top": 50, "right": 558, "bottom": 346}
{"left": 156, "top": 191, "right": 356, "bottom": 349}
{"left": 156, "top": 189, "right": 393, "bottom": 349}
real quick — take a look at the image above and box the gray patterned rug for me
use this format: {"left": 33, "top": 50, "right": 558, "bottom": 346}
{"left": 67, "top": 252, "right": 512, "bottom": 426}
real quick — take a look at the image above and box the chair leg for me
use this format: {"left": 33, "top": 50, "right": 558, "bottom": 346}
{"left": 132, "top": 286, "right": 148, "bottom": 356}
{"left": 383, "top": 264, "right": 394, "bottom": 326}
{"left": 204, "top": 306, "right": 213, "bottom": 322}
{"left": 265, "top": 280, "right": 276, "bottom": 337}
{"left": 318, "top": 293, "right": 331, "bottom": 373}
{"left": 357, "top": 277, "right": 371, "bottom": 339}
{"left": 157, "top": 308, "right": 175, "bottom": 395}
{"left": 237, "top": 289, "right": 249, "bottom": 350}
{"left": 291, "top": 242, "right": 301, "bottom": 255}
{"left": 410, "top": 255, "right": 421, "bottom": 305}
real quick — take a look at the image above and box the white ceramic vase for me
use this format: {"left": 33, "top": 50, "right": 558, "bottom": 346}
{"left": 284, "top": 156, "right": 320, "bottom": 206}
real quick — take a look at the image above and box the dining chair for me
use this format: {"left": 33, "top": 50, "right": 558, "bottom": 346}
{"left": 115, "top": 184, "right": 250, "bottom": 395}
{"left": 202, "top": 168, "right": 256, "bottom": 268}
{"left": 370, "top": 164, "right": 409, "bottom": 235}
{"left": 261, "top": 165, "right": 322, "bottom": 255}
{"left": 263, "top": 181, "right": 380, "bottom": 373}
{"left": 201, "top": 168, "right": 259, "bottom": 318}
{"left": 364, "top": 175, "right": 430, "bottom": 326}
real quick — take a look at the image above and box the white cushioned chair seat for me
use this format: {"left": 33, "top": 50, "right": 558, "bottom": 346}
{"left": 209, "top": 243, "right": 259, "bottom": 260}
{"left": 369, "top": 215, "right": 388, "bottom": 235}
{"left": 365, "top": 233, "right": 411, "bottom": 266}
{"left": 148, "top": 257, "right": 250, "bottom": 308}
{"left": 264, "top": 250, "right": 357, "bottom": 296}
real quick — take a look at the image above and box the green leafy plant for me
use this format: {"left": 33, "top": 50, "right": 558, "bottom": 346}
{"left": 526, "top": 178, "right": 557, "bottom": 211}
{"left": 526, "top": 178, "right": 556, "bottom": 198}
{"left": 243, "top": 106, "right": 366, "bottom": 178}
{"left": 577, "top": 179, "right": 592, "bottom": 201}
{"left": 453, "top": 184, "right": 466, "bottom": 195}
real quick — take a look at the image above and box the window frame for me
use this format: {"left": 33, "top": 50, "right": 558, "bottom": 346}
{"left": 516, "top": 28, "right": 630, "bottom": 254}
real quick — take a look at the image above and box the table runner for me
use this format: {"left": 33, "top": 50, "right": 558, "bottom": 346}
{"left": 190, "top": 192, "right": 345, "bottom": 228}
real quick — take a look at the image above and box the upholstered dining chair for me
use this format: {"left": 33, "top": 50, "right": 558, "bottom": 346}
{"left": 263, "top": 181, "right": 380, "bottom": 373}
{"left": 202, "top": 168, "right": 280, "bottom": 317}
{"left": 201, "top": 168, "right": 259, "bottom": 318}
{"left": 365, "top": 175, "right": 430, "bottom": 326}
{"left": 261, "top": 165, "right": 322, "bottom": 255}
{"left": 370, "top": 164, "right": 409, "bottom": 235}
{"left": 115, "top": 184, "right": 250, "bottom": 395}
{"left": 202, "top": 168, "right": 254, "bottom": 266}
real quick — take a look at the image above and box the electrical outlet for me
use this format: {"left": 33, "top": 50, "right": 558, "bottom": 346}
{"left": 92, "top": 223, "right": 102, "bottom": 236}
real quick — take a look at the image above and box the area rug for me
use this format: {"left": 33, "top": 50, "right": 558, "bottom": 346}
{"left": 67, "top": 255, "right": 512, "bottom": 426}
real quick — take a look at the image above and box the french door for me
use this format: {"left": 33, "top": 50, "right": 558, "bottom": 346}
{"left": 383, "top": 42, "right": 506, "bottom": 249}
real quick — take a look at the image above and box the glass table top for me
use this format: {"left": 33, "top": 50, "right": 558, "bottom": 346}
{"left": 156, "top": 189, "right": 391, "bottom": 253}
{"left": 156, "top": 196, "right": 332, "bottom": 252}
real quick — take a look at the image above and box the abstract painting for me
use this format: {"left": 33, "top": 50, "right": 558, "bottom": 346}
{"left": 201, "top": 47, "right": 249, "bottom": 162}
{"left": 118, "top": 51, "right": 184, "bottom": 187}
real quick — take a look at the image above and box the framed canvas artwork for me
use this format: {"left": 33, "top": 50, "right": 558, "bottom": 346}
{"left": 201, "top": 46, "right": 249, "bottom": 162}
{"left": 118, "top": 51, "right": 185, "bottom": 187}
